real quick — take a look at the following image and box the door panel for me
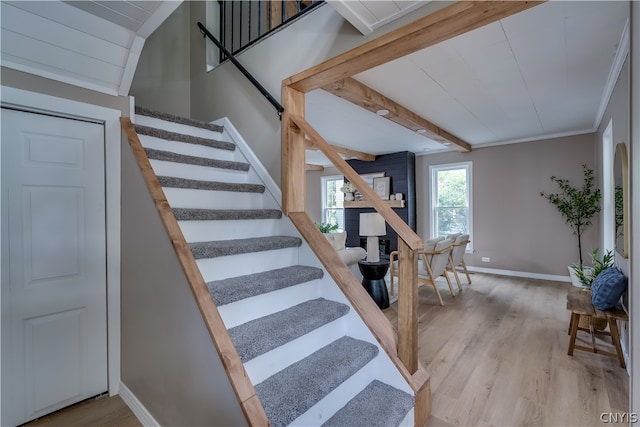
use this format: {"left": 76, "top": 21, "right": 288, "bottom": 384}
{"left": 1, "top": 108, "right": 107, "bottom": 426}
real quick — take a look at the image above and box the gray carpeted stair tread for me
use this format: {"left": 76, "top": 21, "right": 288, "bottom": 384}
{"left": 135, "top": 124, "right": 235, "bottom": 151}
{"left": 322, "top": 380, "right": 414, "bottom": 427}
{"left": 135, "top": 106, "right": 225, "bottom": 133}
{"left": 255, "top": 336, "right": 379, "bottom": 427}
{"left": 158, "top": 176, "right": 265, "bottom": 193}
{"left": 190, "top": 236, "right": 302, "bottom": 259}
{"left": 145, "top": 148, "right": 249, "bottom": 171}
{"left": 173, "top": 208, "right": 282, "bottom": 221}
{"left": 229, "top": 298, "right": 349, "bottom": 363}
{"left": 208, "top": 265, "right": 322, "bottom": 305}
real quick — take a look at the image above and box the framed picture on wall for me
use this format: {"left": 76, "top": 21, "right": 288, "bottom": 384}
{"left": 373, "top": 176, "right": 390, "bottom": 200}
{"left": 356, "top": 172, "right": 385, "bottom": 200}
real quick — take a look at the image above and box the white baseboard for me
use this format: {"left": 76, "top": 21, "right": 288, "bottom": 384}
{"left": 465, "top": 266, "right": 571, "bottom": 283}
{"left": 119, "top": 382, "right": 160, "bottom": 427}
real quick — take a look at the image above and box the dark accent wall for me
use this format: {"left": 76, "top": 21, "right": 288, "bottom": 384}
{"left": 345, "top": 151, "right": 416, "bottom": 252}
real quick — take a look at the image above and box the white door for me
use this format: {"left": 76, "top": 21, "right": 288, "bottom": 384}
{"left": 1, "top": 108, "right": 107, "bottom": 426}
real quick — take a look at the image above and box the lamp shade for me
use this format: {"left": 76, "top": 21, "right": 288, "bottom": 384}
{"left": 359, "top": 212, "right": 385, "bottom": 237}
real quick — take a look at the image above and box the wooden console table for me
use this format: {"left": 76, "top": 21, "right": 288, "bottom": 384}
{"left": 566, "top": 287, "right": 627, "bottom": 368}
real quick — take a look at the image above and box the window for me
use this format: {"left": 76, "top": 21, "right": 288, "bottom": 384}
{"left": 321, "top": 175, "right": 345, "bottom": 230}
{"left": 430, "top": 162, "right": 472, "bottom": 244}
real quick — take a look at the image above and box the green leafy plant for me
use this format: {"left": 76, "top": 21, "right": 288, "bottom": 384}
{"left": 316, "top": 222, "right": 338, "bottom": 233}
{"left": 540, "top": 164, "right": 601, "bottom": 265}
{"left": 571, "top": 248, "right": 614, "bottom": 288}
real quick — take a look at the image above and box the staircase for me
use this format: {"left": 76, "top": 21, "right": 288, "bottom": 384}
{"left": 129, "top": 107, "right": 415, "bottom": 426}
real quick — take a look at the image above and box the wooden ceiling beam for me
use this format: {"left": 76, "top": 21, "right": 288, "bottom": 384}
{"left": 305, "top": 163, "right": 324, "bottom": 171}
{"left": 323, "top": 77, "right": 471, "bottom": 153}
{"left": 306, "top": 139, "right": 376, "bottom": 162}
{"left": 283, "top": 1, "right": 545, "bottom": 93}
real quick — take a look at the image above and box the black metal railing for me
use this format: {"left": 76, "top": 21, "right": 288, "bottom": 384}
{"left": 219, "top": 1, "right": 323, "bottom": 59}
{"left": 198, "top": 22, "right": 284, "bottom": 118}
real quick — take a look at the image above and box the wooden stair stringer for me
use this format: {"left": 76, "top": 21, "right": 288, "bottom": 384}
{"left": 120, "top": 117, "right": 268, "bottom": 425}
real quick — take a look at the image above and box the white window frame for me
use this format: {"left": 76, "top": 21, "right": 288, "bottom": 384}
{"left": 430, "top": 161, "right": 473, "bottom": 250}
{"left": 321, "top": 175, "right": 345, "bottom": 231}
{"left": 602, "top": 119, "right": 614, "bottom": 252}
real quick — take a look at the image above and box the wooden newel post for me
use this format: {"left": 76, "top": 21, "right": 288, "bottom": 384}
{"left": 281, "top": 85, "right": 306, "bottom": 214}
{"left": 397, "top": 238, "right": 418, "bottom": 373}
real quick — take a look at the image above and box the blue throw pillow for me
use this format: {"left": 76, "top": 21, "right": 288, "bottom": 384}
{"left": 591, "top": 267, "right": 627, "bottom": 310}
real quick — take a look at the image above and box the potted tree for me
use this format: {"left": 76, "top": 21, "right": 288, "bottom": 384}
{"left": 540, "top": 164, "right": 601, "bottom": 287}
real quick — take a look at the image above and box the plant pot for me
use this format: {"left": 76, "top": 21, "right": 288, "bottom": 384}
{"left": 344, "top": 192, "right": 354, "bottom": 201}
{"left": 568, "top": 265, "right": 593, "bottom": 288}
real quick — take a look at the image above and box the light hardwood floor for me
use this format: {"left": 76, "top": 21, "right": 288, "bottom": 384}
{"left": 23, "top": 395, "right": 141, "bottom": 427}
{"left": 384, "top": 272, "right": 630, "bottom": 427}
{"left": 23, "top": 273, "right": 628, "bottom": 427}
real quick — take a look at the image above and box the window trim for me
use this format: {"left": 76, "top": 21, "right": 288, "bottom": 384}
{"left": 429, "top": 161, "right": 473, "bottom": 250}
{"left": 321, "top": 175, "right": 345, "bottom": 230}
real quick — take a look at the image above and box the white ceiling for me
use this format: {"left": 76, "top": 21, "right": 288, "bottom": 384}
{"left": 326, "top": 0, "right": 427, "bottom": 35}
{"left": 308, "top": 0, "right": 629, "bottom": 165}
{"left": 0, "top": 1, "right": 181, "bottom": 95}
{"left": 0, "top": 0, "right": 629, "bottom": 165}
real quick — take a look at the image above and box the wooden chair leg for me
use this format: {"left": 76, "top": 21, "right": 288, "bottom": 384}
{"left": 608, "top": 319, "right": 626, "bottom": 369}
{"left": 448, "top": 254, "right": 462, "bottom": 291}
{"left": 568, "top": 312, "right": 576, "bottom": 335}
{"left": 461, "top": 260, "right": 472, "bottom": 284}
{"left": 568, "top": 313, "right": 580, "bottom": 356}
{"left": 431, "top": 282, "right": 444, "bottom": 306}
{"left": 390, "top": 269, "right": 395, "bottom": 297}
{"left": 443, "top": 271, "right": 456, "bottom": 297}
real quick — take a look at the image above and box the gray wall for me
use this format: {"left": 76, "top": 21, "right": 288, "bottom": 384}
{"left": 130, "top": 2, "right": 191, "bottom": 117}
{"left": 416, "top": 135, "right": 597, "bottom": 276}
{"left": 306, "top": 135, "right": 598, "bottom": 277}
{"left": 185, "top": 1, "right": 451, "bottom": 186}
{"left": 121, "top": 139, "right": 247, "bottom": 426}
{"left": 1, "top": 66, "right": 130, "bottom": 114}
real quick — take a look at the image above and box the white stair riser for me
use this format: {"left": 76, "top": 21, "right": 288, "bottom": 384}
{"left": 149, "top": 159, "right": 249, "bottom": 184}
{"left": 179, "top": 219, "right": 283, "bottom": 243}
{"left": 134, "top": 114, "right": 417, "bottom": 424}
{"left": 218, "top": 280, "right": 323, "bottom": 328}
{"left": 197, "top": 248, "right": 299, "bottom": 282}
{"left": 163, "top": 188, "right": 267, "bottom": 210}
{"left": 400, "top": 409, "right": 414, "bottom": 426}
{"left": 135, "top": 114, "right": 227, "bottom": 143}
{"left": 138, "top": 134, "right": 236, "bottom": 162}
{"left": 290, "top": 356, "right": 379, "bottom": 427}
{"left": 244, "top": 317, "right": 348, "bottom": 385}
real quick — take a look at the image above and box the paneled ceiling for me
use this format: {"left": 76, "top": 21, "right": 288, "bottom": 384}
{"left": 0, "top": 0, "right": 630, "bottom": 164}
{"left": 0, "top": 1, "right": 181, "bottom": 95}
{"left": 308, "top": 0, "right": 629, "bottom": 165}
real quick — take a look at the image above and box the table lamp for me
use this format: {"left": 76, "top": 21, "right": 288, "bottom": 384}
{"left": 359, "top": 212, "right": 386, "bottom": 263}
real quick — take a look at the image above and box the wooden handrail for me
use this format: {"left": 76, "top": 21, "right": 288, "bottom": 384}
{"left": 289, "top": 113, "right": 423, "bottom": 251}
{"left": 121, "top": 117, "right": 268, "bottom": 426}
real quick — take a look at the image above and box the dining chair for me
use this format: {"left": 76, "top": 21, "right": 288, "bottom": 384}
{"left": 446, "top": 234, "right": 471, "bottom": 289}
{"left": 419, "top": 238, "right": 456, "bottom": 306}
{"left": 390, "top": 238, "right": 455, "bottom": 306}
{"left": 389, "top": 237, "right": 442, "bottom": 297}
